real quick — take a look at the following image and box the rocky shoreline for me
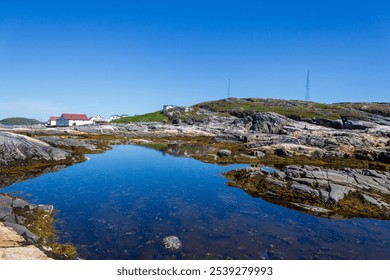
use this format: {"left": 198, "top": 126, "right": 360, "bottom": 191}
{"left": 0, "top": 193, "right": 76, "bottom": 259}
{"left": 225, "top": 165, "right": 390, "bottom": 219}
{"left": 1, "top": 98, "right": 390, "bottom": 258}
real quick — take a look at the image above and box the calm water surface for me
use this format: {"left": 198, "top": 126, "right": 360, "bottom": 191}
{"left": 3, "top": 145, "right": 390, "bottom": 259}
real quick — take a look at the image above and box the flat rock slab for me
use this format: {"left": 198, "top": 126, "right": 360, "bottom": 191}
{"left": 0, "top": 245, "right": 52, "bottom": 260}
{"left": 3, "top": 222, "right": 39, "bottom": 243}
{"left": 12, "top": 198, "right": 29, "bottom": 208}
{"left": 0, "top": 223, "right": 24, "bottom": 247}
{"left": 0, "top": 195, "right": 13, "bottom": 207}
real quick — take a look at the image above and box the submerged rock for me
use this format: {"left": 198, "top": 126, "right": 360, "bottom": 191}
{"left": 162, "top": 236, "right": 182, "bottom": 250}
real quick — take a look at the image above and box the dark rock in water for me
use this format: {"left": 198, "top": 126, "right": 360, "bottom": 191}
{"left": 162, "top": 236, "right": 182, "bottom": 250}
{"left": 217, "top": 149, "right": 232, "bottom": 157}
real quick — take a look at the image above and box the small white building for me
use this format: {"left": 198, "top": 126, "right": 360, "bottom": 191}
{"left": 107, "top": 114, "right": 129, "bottom": 122}
{"left": 47, "top": 116, "right": 60, "bottom": 126}
{"left": 163, "top": 105, "right": 177, "bottom": 110}
{"left": 91, "top": 115, "right": 106, "bottom": 123}
{"left": 108, "top": 115, "right": 120, "bottom": 122}
{"left": 56, "top": 113, "right": 93, "bottom": 127}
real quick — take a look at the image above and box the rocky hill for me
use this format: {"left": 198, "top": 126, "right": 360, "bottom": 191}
{"left": 164, "top": 98, "right": 390, "bottom": 129}
{"left": 0, "top": 117, "right": 43, "bottom": 126}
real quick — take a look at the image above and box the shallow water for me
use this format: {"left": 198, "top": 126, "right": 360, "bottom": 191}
{"left": 3, "top": 145, "right": 390, "bottom": 259}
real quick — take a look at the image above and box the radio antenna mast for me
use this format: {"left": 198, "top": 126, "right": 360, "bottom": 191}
{"left": 227, "top": 79, "right": 231, "bottom": 98}
{"left": 305, "top": 70, "right": 310, "bottom": 101}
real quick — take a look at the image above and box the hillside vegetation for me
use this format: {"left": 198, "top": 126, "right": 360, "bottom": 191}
{"left": 112, "top": 111, "right": 170, "bottom": 123}
{"left": 0, "top": 117, "right": 42, "bottom": 125}
{"left": 194, "top": 98, "right": 390, "bottom": 120}
{"left": 113, "top": 98, "right": 390, "bottom": 125}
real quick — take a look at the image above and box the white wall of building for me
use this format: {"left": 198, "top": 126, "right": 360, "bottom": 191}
{"left": 56, "top": 117, "right": 93, "bottom": 127}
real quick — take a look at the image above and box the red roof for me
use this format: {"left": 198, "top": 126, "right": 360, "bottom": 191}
{"left": 61, "top": 113, "right": 89, "bottom": 120}
{"left": 49, "top": 116, "right": 60, "bottom": 121}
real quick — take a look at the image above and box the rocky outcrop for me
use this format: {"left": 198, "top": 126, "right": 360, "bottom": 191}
{"left": 0, "top": 194, "right": 53, "bottom": 259}
{"left": 37, "top": 136, "right": 98, "bottom": 151}
{"left": 0, "top": 131, "right": 71, "bottom": 166}
{"left": 230, "top": 111, "right": 289, "bottom": 133}
{"left": 0, "top": 194, "right": 52, "bottom": 242}
{"left": 225, "top": 165, "right": 390, "bottom": 219}
{"left": 0, "top": 224, "right": 52, "bottom": 260}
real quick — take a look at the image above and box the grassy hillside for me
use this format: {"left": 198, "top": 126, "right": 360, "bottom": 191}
{"left": 0, "top": 117, "right": 43, "bottom": 125}
{"left": 112, "top": 111, "right": 170, "bottom": 123}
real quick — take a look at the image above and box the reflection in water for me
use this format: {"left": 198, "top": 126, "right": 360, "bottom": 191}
{"left": 0, "top": 165, "right": 67, "bottom": 189}
{"left": 2, "top": 145, "right": 390, "bottom": 259}
{"left": 142, "top": 143, "right": 217, "bottom": 159}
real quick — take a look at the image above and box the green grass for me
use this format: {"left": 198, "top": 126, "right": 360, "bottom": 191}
{"left": 112, "top": 111, "right": 170, "bottom": 123}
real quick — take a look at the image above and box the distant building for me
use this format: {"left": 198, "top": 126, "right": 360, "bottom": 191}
{"left": 56, "top": 113, "right": 93, "bottom": 127}
{"left": 108, "top": 115, "right": 120, "bottom": 122}
{"left": 47, "top": 116, "right": 60, "bottom": 126}
{"left": 108, "top": 114, "right": 128, "bottom": 122}
{"left": 91, "top": 115, "right": 106, "bottom": 123}
{"left": 163, "top": 105, "right": 177, "bottom": 111}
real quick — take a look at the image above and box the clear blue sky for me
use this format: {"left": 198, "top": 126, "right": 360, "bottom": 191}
{"left": 1, "top": 0, "right": 389, "bottom": 121}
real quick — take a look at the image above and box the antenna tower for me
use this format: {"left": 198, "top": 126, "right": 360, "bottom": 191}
{"left": 305, "top": 70, "right": 310, "bottom": 101}
{"left": 227, "top": 79, "right": 231, "bottom": 98}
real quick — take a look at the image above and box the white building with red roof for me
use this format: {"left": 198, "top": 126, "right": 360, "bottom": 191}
{"left": 56, "top": 113, "right": 93, "bottom": 127}
{"left": 47, "top": 116, "right": 60, "bottom": 126}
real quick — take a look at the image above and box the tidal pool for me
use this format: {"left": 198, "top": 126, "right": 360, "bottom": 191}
{"left": 3, "top": 145, "right": 390, "bottom": 259}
